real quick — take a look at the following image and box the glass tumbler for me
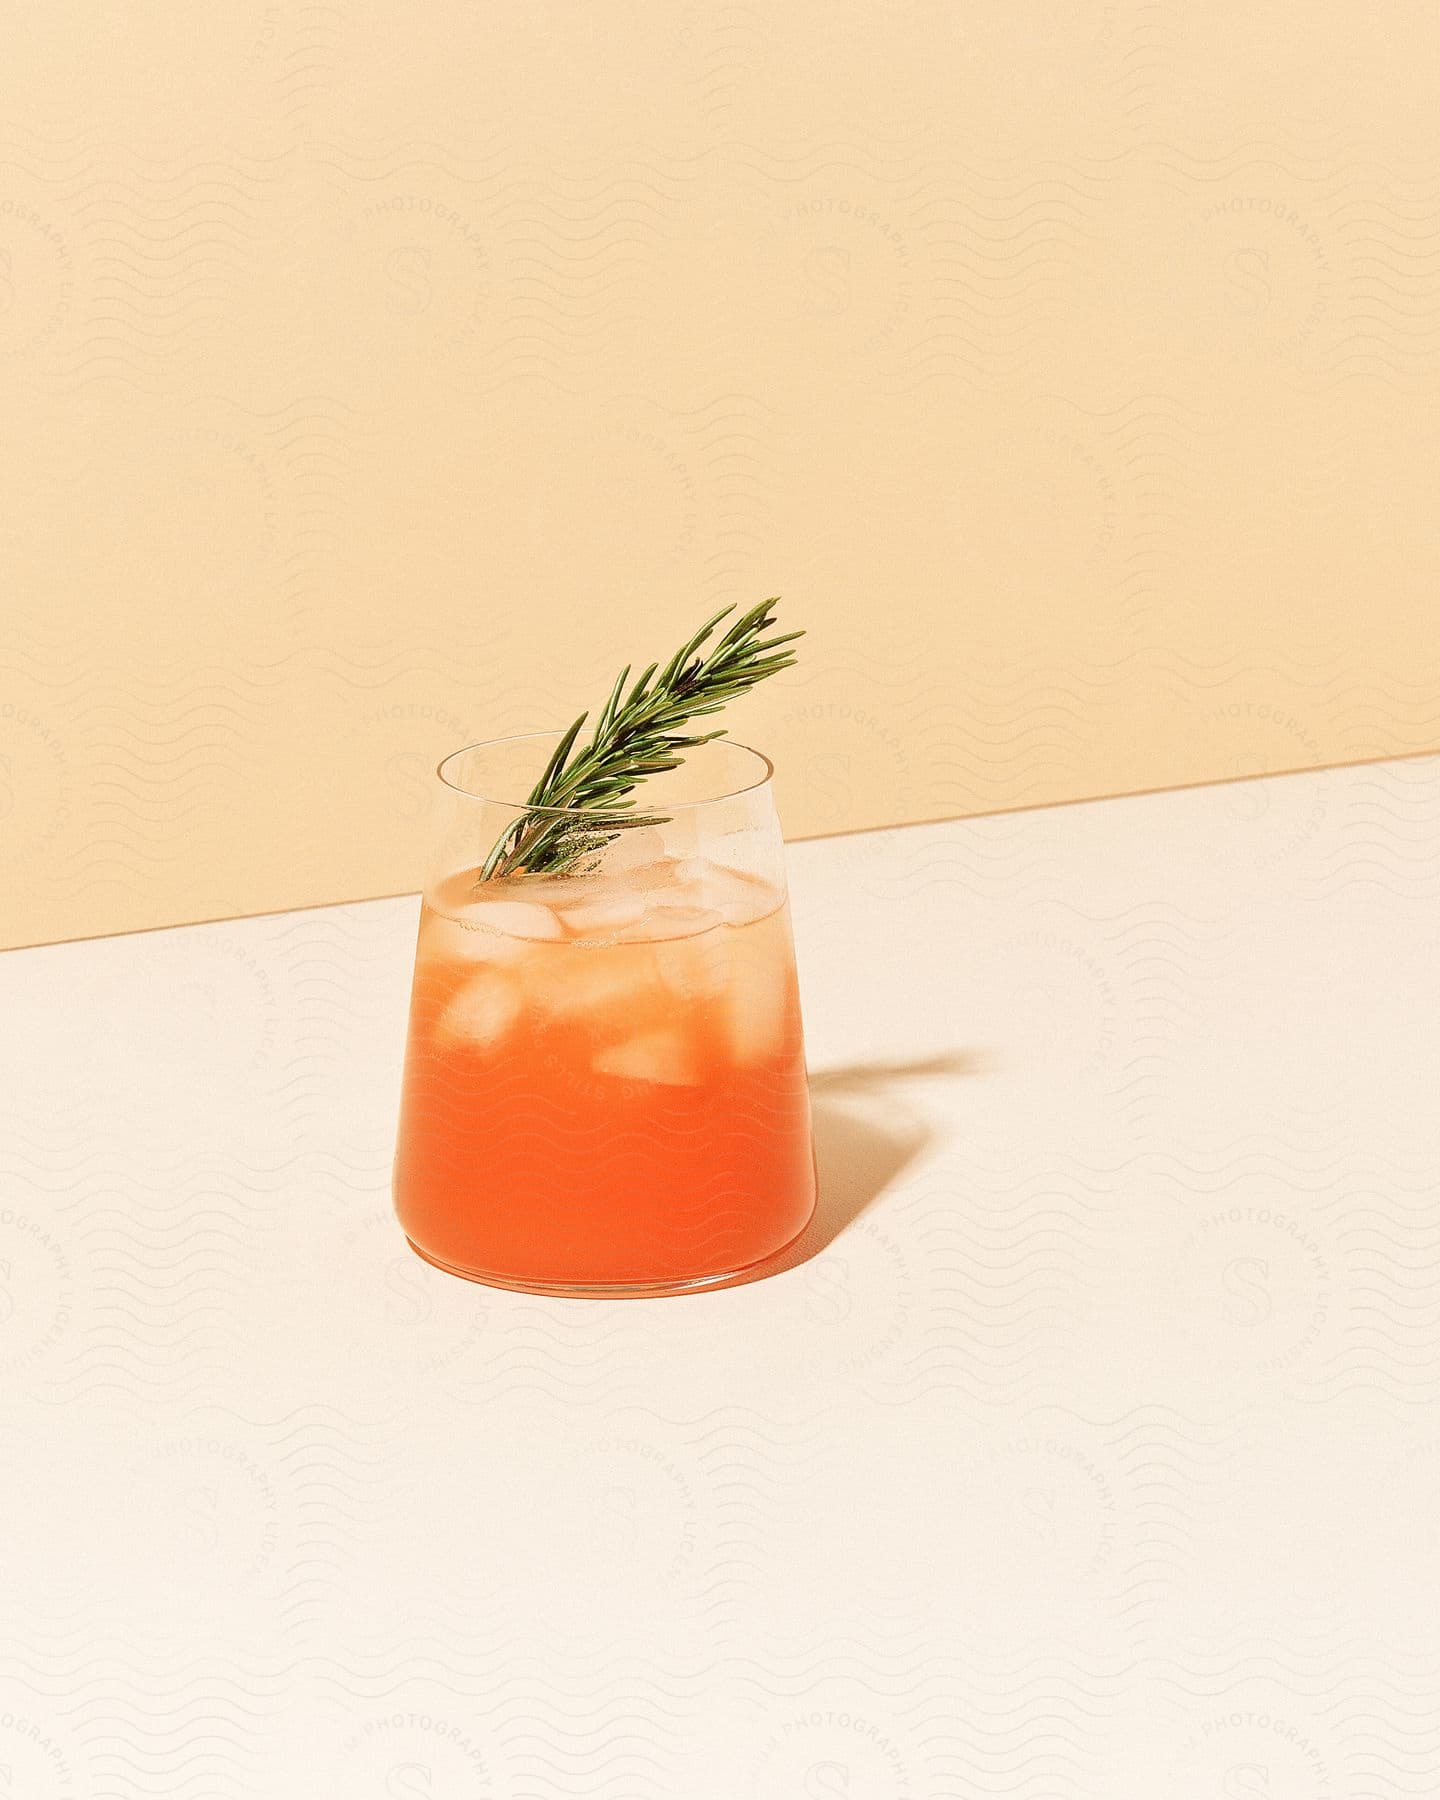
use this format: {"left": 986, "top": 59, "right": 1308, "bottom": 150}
{"left": 392, "top": 732, "right": 817, "bottom": 1295}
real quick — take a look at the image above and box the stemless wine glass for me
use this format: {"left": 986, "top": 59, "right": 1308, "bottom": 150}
{"left": 392, "top": 731, "right": 817, "bottom": 1295}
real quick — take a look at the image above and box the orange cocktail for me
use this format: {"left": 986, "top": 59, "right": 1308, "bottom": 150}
{"left": 393, "top": 736, "right": 816, "bottom": 1294}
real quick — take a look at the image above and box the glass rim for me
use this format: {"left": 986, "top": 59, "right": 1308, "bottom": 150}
{"left": 436, "top": 730, "right": 775, "bottom": 815}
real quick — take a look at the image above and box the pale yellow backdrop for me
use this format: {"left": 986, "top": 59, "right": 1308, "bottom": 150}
{"left": 3, "top": 2, "right": 1438, "bottom": 948}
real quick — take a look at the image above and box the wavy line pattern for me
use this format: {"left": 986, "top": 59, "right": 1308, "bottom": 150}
{"left": 266, "top": 4, "right": 345, "bottom": 127}
{"left": 859, "top": 1154, "right": 1119, "bottom": 1405}
{"left": 4, "top": 34, "right": 1440, "bottom": 1783}
{"left": 313, "top": 138, "right": 698, "bottom": 395}
{"left": 5, "top": 771, "right": 1440, "bottom": 1788}
{"left": 699, "top": 6, "right": 765, "bottom": 133}
{"left": 211, "top": 394, "right": 359, "bottom": 633}
{"left": 0, "top": 134, "right": 278, "bottom": 394}
{"left": 6, "top": 125, "right": 1440, "bottom": 946}
{"left": 735, "top": 1640, "right": 1133, "bottom": 1798}
{"left": 0, "top": 1645, "right": 275, "bottom": 1800}
{"left": 1153, "top": 141, "right": 1440, "bottom": 390}
{"left": 901, "top": 162, "right": 1115, "bottom": 391}
{"left": 2, "top": 1143, "right": 321, "bottom": 1407}
{"left": 1155, "top": 1628, "right": 1440, "bottom": 1796}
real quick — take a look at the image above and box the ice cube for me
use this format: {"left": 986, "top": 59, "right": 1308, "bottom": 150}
{"left": 653, "top": 931, "right": 730, "bottom": 1003}
{"left": 617, "top": 859, "right": 687, "bottom": 901}
{"left": 465, "top": 898, "right": 564, "bottom": 941}
{"left": 595, "top": 825, "right": 668, "bottom": 878}
{"left": 592, "top": 1027, "right": 701, "bottom": 1086}
{"left": 436, "top": 969, "right": 522, "bottom": 1047}
{"left": 554, "top": 889, "right": 647, "bottom": 943}
{"left": 427, "top": 868, "right": 565, "bottom": 947}
{"left": 675, "top": 858, "right": 779, "bottom": 927}
{"left": 586, "top": 828, "right": 685, "bottom": 897}
{"left": 499, "top": 872, "right": 583, "bottom": 909}
{"left": 418, "top": 907, "right": 525, "bottom": 969}
{"left": 711, "top": 822, "right": 782, "bottom": 883}
{"left": 628, "top": 901, "right": 722, "bottom": 942}
{"left": 525, "top": 941, "right": 661, "bottom": 1027}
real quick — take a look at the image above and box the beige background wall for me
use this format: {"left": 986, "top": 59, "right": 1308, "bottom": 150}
{"left": 3, "top": 2, "right": 1438, "bottom": 949}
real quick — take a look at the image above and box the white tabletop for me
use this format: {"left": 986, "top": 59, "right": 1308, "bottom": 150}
{"left": 3, "top": 756, "right": 1437, "bottom": 1798}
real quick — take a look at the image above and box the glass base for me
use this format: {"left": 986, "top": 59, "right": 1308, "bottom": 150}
{"left": 404, "top": 1208, "right": 815, "bottom": 1299}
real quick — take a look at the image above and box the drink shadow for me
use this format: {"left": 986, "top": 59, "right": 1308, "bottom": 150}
{"left": 706, "top": 1049, "right": 986, "bottom": 1291}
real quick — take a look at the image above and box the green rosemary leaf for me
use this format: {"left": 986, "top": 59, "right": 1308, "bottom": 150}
{"left": 478, "top": 596, "right": 802, "bottom": 879}
{"left": 595, "top": 664, "right": 630, "bottom": 740}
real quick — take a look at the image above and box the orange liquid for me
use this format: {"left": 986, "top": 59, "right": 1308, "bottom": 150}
{"left": 393, "top": 891, "right": 816, "bottom": 1290}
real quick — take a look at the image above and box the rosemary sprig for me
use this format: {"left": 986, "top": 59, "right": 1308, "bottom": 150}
{"left": 479, "top": 597, "right": 802, "bottom": 879}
